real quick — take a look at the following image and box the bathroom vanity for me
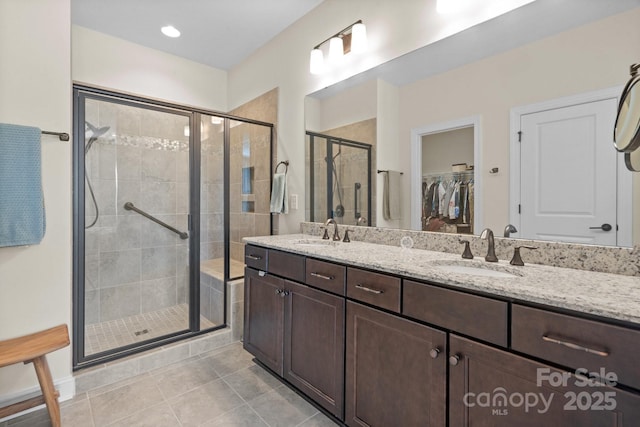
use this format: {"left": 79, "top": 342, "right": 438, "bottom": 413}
{"left": 242, "top": 234, "right": 640, "bottom": 426}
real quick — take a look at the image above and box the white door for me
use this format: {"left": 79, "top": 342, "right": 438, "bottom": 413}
{"left": 519, "top": 99, "right": 618, "bottom": 245}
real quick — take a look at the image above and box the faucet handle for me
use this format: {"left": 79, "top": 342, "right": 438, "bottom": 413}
{"left": 459, "top": 239, "right": 474, "bottom": 259}
{"left": 321, "top": 227, "right": 330, "bottom": 240}
{"left": 510, "top": 246, "right": 537, "bottom": 266}
{"left": 343, "top": 229, "right": 354, "bottom": 243}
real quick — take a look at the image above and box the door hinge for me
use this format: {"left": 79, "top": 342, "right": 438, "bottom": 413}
{"left": 518, "top": 204, "right": 521, "bottom": 214}
{"left": 518, "top": 131, "right": 522, "bottom": 142}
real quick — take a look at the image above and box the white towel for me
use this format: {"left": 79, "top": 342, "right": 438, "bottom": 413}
{"left": 383, "top": 170, "right": 402, "bottom": 220}
{"left": 269, "top": 172, "right": 288, "bottom": 214}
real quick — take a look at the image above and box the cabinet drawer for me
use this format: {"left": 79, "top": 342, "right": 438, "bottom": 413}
{"left": 403, "top": 280, "right": 508, "bottom": 347}
{"left": 512, "top": 304, "right": 640, "bottom": 390}
{"left": 245, "top": 245, "right": 267, "bottom": 271}
{"left": 305, "top": 258, "right": 346, "bottom": 295}
{"left": 347, "top": 267, "right": 401, "bottom": 313}
{"left": 269, "top": 250, "right": 305, "bottom": 282}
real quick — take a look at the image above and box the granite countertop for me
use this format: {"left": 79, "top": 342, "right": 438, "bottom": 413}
{"left": 244, "top": 234, "right": 640, "bottom": 326}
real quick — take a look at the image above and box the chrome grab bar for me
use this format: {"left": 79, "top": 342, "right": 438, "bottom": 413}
{"left": 123, "top": 202, "right": 189, "bottom": 240}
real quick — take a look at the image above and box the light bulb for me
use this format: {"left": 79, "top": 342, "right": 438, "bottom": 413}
{"left": 351, "top": 23, "right": 367, "bottom": 54}
{"left": 309, "top": 48, "right": 324, "bottom": 74}
{"left": 161, "top": 25, "right": 181, "bottom": 38}
{"left": 328, "top": 36, "right": 344, "bottom": 64}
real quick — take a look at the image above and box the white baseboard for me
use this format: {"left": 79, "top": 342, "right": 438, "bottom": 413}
{"left": 0, "top": 376, "right": 75, "bottom": 422}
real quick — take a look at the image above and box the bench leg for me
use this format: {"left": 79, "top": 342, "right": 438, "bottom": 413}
{"left": 32, "top": 356, "right": 61, "bottom": 427}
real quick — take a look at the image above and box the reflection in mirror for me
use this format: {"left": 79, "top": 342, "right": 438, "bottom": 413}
{"left": 421, "top": 127, "right": 475, "bottom": 234}
{"left": 306, "top": 132, "right": 372, "bottom": 226}
{"left": 305, "top": 3, "right": 640, "bottom": 247}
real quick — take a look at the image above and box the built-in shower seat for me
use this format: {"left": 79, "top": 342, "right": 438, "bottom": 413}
{"left": 0, "top": 324, "right": 70, "bottom": 427}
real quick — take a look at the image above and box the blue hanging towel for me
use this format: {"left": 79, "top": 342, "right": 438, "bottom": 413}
{"left": 0, "top": 123, "right": 46, "bottom": 247}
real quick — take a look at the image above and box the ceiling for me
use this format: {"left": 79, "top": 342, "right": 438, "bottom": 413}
{"left": 71, "top": 0, "right": 324, "bottom": 70}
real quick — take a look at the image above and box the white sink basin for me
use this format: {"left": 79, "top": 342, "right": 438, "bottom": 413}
{"left": 293, "top": 239, "right": 338, "bottom": 248}
{"left": 436, "top": 265, "right": 517, "bottom": 278}
{"left": 432, "top": 261, "right": 522, "bottom": 278}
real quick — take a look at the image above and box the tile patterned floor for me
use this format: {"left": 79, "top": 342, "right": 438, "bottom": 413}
{"left": 85, "top": 304, "right": 215, "bottom": 355}
{"left": 1, "top": 343, "right": 338, "bottom": 427}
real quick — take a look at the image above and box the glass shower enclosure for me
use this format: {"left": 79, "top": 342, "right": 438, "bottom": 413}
{"left": 73, "top": 86, "right": 273, "bottom": 367}
{"left": 306, "top": 131, "right": 372, "bottom": 226}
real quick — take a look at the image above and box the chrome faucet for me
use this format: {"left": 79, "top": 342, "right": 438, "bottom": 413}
{"left": 480, "top": 228, "right": 498, "bottom": 262}
{"left": 504, "top": 224, "right": 518, "bottom": 238}
{"left": 324, "top": 218, "right": 341, "bottom": 241}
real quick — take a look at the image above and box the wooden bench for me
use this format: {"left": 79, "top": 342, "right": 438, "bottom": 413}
{"left": 0, "top": 325, "right": 70, "bottom": 427}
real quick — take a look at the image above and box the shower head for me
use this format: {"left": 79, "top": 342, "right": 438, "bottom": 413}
{"left": 85, "top": 121, "right": 110, "bottom": 138}
{"left": 84, "top": 121, "right": 111, "bottom": 153}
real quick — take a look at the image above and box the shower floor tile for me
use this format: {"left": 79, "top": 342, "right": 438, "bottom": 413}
{"left": 85, "top": 304, "right": 216, "bottom": 356}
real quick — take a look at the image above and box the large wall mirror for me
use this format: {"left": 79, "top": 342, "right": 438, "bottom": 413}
{"left": 305, "top": 1, "right": 640, "bottom": 248}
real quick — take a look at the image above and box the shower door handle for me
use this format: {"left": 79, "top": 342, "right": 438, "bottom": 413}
{"left": 354, "top": 182, "right": 361, "bottom": 220}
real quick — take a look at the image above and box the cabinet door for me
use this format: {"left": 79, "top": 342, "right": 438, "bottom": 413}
{"left": 243, "top": 268, "right": 284, "bottom": 376}
{"left": 284, "top": 281, "right": 345, "bottom": 419}
{"left": 345, "top": 301, "right": 447, "bottom": 427}
{"left": 450, "top": 334, "right": 640, "bottom": 426}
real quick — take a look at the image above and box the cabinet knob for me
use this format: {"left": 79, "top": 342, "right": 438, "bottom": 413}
{"left": 449, "top": 355, "right": 460, "bottom": 366}
{"left": 275, "top": 289, "right": 282, "bottom": 295}
{"left": 429, "top": 348, "right": 440, "bottom": 359}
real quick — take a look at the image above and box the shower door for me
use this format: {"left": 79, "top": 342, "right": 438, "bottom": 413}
{"left": 75, "top": 90, "right": 197, "bottom": 363}
{"left": 306, "top": 132, "right": 372, "bottom": 226}
{"left": 74, "top": 87, "right": 274, "bottom": 368}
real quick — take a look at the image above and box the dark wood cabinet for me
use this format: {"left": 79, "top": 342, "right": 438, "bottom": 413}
{"left": 345, "top": 301, "right": 447, "bottom": 427}
{"left": 244, "top": 244, "right": 640, "bottom": 427}
{"left": 244, "top": 251, "right": 345, "bottom": 419}
{"left": 284, "top": 280, "right": 345, "bottom": 418}
{"left": 450, "top": 334, "right": 640, "bottom": 427}
{"left": 243, "top": 267, "right": 284, "bottom": 375}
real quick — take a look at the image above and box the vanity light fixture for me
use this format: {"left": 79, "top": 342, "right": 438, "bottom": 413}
{"left": 309, "top": 20, "right": 367, "bottom": 75}
{"left": 161, "top": 25, "right": 181, "bottom": 38}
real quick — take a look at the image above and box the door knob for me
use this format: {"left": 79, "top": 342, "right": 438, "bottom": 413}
{"left": 589, "top": 223, "right": 612, "bottom": 231}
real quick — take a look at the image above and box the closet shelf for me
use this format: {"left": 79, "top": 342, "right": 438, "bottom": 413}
{"left": 423, "top": 170, "right": 474, "bottom": 180}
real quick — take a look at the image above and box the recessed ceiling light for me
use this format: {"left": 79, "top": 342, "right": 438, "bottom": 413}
{"left": 161, "top": 25, "right": 181, "bottom": 38}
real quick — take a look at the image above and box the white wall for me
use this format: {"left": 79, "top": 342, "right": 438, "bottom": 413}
{"left": 0, "top": 0, "right": 73, "bottom": 400}
{"left": 398, "top": 8, "right": 640, "bottom": 233}
{"left": 228, "top": 0, "right": 532, "bottom": 233}
{"left": 309, "top": 79, "right": 377, "bottom": 132}
{"left": 72, "top": 26, "right": 228, "bottom": 112}
{"left": 376, "top": 79, "right": 401, "bottom": 228}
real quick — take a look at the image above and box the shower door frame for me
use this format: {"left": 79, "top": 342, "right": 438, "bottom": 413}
{"left": 306, "top": 131, "right": 372, "bottom": 225}
{"left": 72, "top": 85, "right": 274, "bottom": 369}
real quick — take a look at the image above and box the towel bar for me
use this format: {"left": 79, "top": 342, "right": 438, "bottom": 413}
{"left": 41, "top": 131, "right": 69, "bottom": 141}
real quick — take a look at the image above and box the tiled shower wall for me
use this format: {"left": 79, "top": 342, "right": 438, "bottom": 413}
{"left": 307, "top": 118, "right": 377, "bottom": 226}
{"left": 84, "top": 100, "right": 190, "bottom": 326}
{"left": 228, "top": 89, "right": 278, "bottom": 263}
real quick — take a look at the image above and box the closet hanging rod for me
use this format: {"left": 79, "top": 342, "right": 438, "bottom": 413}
{"left": 41, "top": 130, "right": 69, "bottom": 141}
{"left": 376, "top": 169, "right": 403, "bottom": 175}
